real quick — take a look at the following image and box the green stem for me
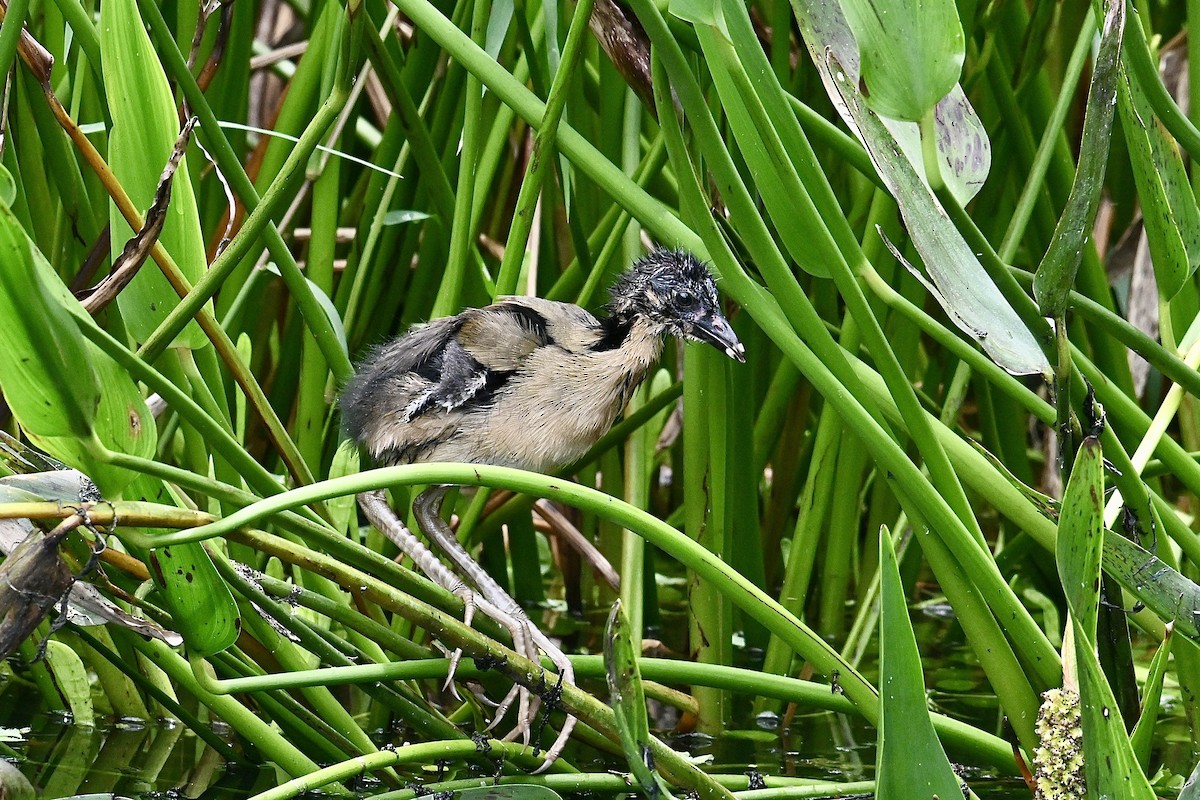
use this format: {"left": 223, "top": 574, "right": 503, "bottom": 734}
{"left": 431, "top": 0, "right": 490, "bottom": 317}
{"left": 493, "top": 0, "right": 596, "bottom": 296}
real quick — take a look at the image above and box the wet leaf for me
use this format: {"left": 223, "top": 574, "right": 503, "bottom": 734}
{"left": 1058, "top": 437, "right": 1156, "bottom": 798}
{"left": 1034, "top": 0, "right": 1124, "bottom": 317}
{"left": 875, "top": 526, "right": 963, "bottom": 799}
{"left": 1116, "top": 27, "right": 1200, "bottom": 300}
{"left": 1100, "top": 530, "right": 1200, "bottom": 641}
{"left": 1057, "top": 437, "right": 1105, "bottom": 639}
{"left": 43, "top": 640, "right": 95, "bottom": 725}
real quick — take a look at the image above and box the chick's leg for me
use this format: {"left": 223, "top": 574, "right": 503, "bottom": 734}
{"left": 413, "top": 487, "right": 541, "bottom": 735}
{"left": 357, "top": 489, "right": 477, "bottom": 696}
{"left": 359, "top": 489, "right": 526, "bottom": 713}
{"left": 413, "top": 486, "right": 576, "bottom": 766}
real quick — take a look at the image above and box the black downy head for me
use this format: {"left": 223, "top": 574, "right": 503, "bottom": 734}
{"left": 608, "top": 248, "right": 746, "bottom": 362}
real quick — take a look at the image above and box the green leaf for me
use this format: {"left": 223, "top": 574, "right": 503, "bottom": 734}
{"left": 264, "top": 263, "right": 348, "bottom": 354}
{"left": 790, "top": 0, "right": 1033, "bottom": 371}
{"left": 694, "top": 24, "right": 834, "bottom": 278}
{"left": 818, "top": 61, "right": 1047, "bottom": 376}
{"left": 0, "top": 164, "right": 15, "bottom": 209}
{"left": 668, "top": 0, "right": 717, "bottom": 27}
{"left": 28, "top": 349, "right": 156, "bottom": 496}
{"left": 1057, "top": 437, "right": 1105, "bottom": 641}
{"left": 605, "top": 599, "right": 663, "bottom": 798}
{"left": 1181, "top": 758, "right": 1200, "bottom": 800}
{"left": 1116, "top": 33, "right": 1200, "bottom": 300}
{"left": 792, "top": 0, "right": 989, "bottom": 203}
{"left": 100, "top": 0, "right": 209, "bottom": 348}
{"left": 0, "top": 205, "right": 101, "bottom": 439}
{"left": 839, "top": 0, "right": 964, "bottom": 122}
{"left": 0, "top": 206, "right": 155, "bottom": 494}
{"left": 1101, "top": 527, "right": 1200, "bottom": 642}
{"left": 875, "top": 526, "right": 964, "bottom": 800}
{"left": 135, "top": 476, "right": 240, "bottom": 658}
{"left": 689, "top": 0, "right": 835, "bottom": 278}
{"left": 43, "top": 640, "right": 95, "bottom": 726}
{"left": 1072, "top": 628, "right": 1157, "bottom": 798}
{"left": 1058, "top": 437, "right": 1156, "bottom": 798}
{"left": 1129, "top": 625, "right": 1173, "bottom": 769}
{"left": 1033, "top": 0, "right": 1124, "bottom": 316}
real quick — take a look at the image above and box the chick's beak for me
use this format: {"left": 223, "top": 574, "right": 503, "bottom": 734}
{"left": 692, "top": 312, "right": 746, "bottom": 363}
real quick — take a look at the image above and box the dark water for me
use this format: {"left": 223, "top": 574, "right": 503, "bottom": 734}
{"left": 0, "top": 605, "right": 1189, "bottom": 798}
{"left": 0, "top": 707, "right": 1035, "bottom": 799}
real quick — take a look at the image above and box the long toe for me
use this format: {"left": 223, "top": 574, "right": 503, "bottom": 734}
{"left": 528, "top": 628, "right": 577, "bottom": 771}
{"left": 486, "top": 684, "right": 525, "bottom": 732}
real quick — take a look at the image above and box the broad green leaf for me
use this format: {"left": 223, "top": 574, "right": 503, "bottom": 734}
{"left": 1072, "top": 629, "right": 1157, "bottom": 798}
{"left": 1034, "top": 0, "right": 1124, "bottom": 316}
{"left": 1057, "top": 437, "right": 1105, "bottom": 641}
{"left": 875, "top": 526, "right": 963, "bottom": 800}
{"left": 100, "top": 0, "right": 208, "bottom": 348}
{"left": 28, "top": 349, "right": 156, "bottom": 496}
{"left": 1058, "top": 437, "right": 1156, "bottom": 799}
{"left": 0, "top": 204, "right": 100, "bottom": 438}
{"left": 605, "top": 599, "right": 663, "bottom": 798}
{"left": 794, "top": 3, "right": 1047, "bottom": 376}
{"left": 839, "top": 0, "right": 964, "bottom": 122}
{"left": 133, "top": 476, "right": 240, "bottom": 658}
{"left": 0, "top": 206, "right": 155, "bottom": 494}
{"left": 43, "top": 640, "right": 95, "bottom": 726}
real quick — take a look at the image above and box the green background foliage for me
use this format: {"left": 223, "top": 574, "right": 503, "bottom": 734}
{"left": 1, "top": 0, "right": 1199, "bottom": 795}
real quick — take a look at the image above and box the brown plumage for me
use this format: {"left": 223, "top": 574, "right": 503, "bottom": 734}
{"left": 340, "top": 248, "right": 744, "bottom": 472}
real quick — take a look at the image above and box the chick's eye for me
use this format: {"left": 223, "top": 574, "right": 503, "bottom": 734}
{"left": 675, "top": 291, "right": 697, "bottom": 308}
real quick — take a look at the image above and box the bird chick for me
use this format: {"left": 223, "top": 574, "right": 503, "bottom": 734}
{"left": 341, "top": 248, "right": 744, "bottom": 471}
{"left": 339, "top": 248, "right": 743, "bottom": 768}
